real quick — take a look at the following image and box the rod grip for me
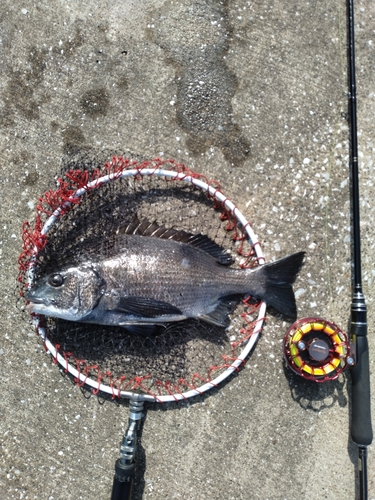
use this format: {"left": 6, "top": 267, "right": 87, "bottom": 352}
{"left": 110, "top": 460, "right": 135, "bottom": 500}
{"left": 350, "top": 336, "right": 373, "bottom": 446}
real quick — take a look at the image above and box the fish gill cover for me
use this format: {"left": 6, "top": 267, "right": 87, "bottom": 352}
{"left": 18, "top": 153, "right": 263, "bottom": 400}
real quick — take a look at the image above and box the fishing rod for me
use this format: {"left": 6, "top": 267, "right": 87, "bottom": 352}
{"left": 347, "top": 0, "right": 373, "bottom": 498}
{"left": 283, "top": 1, "right": 372, "bottom": 497}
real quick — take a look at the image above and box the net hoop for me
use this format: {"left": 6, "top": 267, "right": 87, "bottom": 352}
{"left": 24, "top": 164, "right": 266, "bottom": 403}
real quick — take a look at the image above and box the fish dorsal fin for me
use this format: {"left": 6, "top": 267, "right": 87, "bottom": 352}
{"left": 123, "top": 216, "right": 233, "bottom": 265}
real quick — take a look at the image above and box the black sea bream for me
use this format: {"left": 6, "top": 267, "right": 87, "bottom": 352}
{"left": 26, "top": 219, "right": 305, "bottom": 329}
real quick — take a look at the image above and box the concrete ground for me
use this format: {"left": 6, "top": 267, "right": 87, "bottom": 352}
{"left": 1, "top": 1, "right": 374, "bottom": 499}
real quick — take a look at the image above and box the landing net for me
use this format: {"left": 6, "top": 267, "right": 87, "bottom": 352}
{"left": 18, "top": 156, "right": 266, "bottom": 403}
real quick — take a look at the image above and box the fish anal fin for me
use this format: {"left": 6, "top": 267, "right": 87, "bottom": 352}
{"left": 199, "top": 296, "right": 238, "bottom": 327}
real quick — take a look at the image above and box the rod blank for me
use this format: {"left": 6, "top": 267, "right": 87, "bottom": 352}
{"left": 347, "top": 0, "right": 373, "bottom": 498}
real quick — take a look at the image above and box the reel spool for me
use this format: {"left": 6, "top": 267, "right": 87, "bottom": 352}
{"left": 283, "top": 318, "right": 354, "bottom": 382}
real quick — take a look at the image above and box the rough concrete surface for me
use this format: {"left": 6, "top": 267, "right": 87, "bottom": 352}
{"left": 0, "top": 1, "right": 374, "bottom": 499}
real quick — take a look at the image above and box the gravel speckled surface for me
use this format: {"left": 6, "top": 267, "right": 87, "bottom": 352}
{"left": 0, "top": 1, "right": 374, "bottom": 499}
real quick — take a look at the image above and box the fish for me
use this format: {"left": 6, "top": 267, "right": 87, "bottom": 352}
{"left": 26, "top": 217, "right": 305, "bottom": 331}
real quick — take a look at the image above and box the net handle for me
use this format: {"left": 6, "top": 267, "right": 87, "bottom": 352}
{"left": 28, "top": 168, "right": 266, "bottom": 403}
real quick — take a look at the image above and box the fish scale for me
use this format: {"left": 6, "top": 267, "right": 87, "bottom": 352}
{"left": 99, "top": 235, "right": 240, "bottom": 314}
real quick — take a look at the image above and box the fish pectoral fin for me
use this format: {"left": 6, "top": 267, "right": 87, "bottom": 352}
{"left": 113, "top": 296, "right": 183, "bottom": 318}
{"left": 199, "top": 296, "right": 238, "bottom": 328}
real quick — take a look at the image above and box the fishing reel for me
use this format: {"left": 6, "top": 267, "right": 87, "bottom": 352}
{"left": 283, "top": 318, "right": 355, "bottom": 382}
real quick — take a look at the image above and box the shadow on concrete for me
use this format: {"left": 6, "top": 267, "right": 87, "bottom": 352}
{"left": 283, "top": 361, "right": 348, "bottom": 412}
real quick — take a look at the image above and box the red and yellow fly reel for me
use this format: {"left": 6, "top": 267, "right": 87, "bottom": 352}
{"left": 283, "top": 318, "right": 354, "bottom": 382}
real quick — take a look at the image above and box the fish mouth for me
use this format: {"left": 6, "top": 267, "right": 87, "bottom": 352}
{"left": 25, "top": 296, "right": 46, "bottom": 305}
{"left": 26, "top": 300, "right": 83, "bottom": 322}
{"left": 26, "top": 300, "right": 57, "bottom": 318}
{"left": 25, "top": 293, "right": 52, "bottom": 313}
{"left": 26, "top": 301, "right": 47, "bottom": 313}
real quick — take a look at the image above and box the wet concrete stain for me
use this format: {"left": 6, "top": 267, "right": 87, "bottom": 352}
{"left": 23, "top": 170, "right": 40, "bottom": 186}
{"left": 80, "top": 88, "right": 110, "bottom": 118}
{"left": 11, "top": 150, "right": 39, "bottom": 185}
{"left": 62, "top": 125, "right": 88, "bottom": 155}
{"left": 116, "top": 75, "right": 129, "bottom": 91}
{"left": 50, "top": 121, "right": 59, "bottom": 133}
{"left": 0, "top": 27, "right": 84, "bottom": 128}
{"left": 149, "top": 0, "right": 250, "bottom": 166}
{"left": 0, "top": 47, "right": 48, "bottom": 125}
{"left": 51, "top": 28, "right": 84, "bottom": 58}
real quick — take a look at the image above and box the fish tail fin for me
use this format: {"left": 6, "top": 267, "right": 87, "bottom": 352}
{"left": 250, "top": 251, "right": 305, "bottom": 318}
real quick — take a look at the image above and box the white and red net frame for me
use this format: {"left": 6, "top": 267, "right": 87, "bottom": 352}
{"left": 18, "top": 157, "right": 267, "bottom": 403}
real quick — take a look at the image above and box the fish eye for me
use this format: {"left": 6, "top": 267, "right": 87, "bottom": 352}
{"left": 48, "top": 274, "right": 64, "bottom": 287}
